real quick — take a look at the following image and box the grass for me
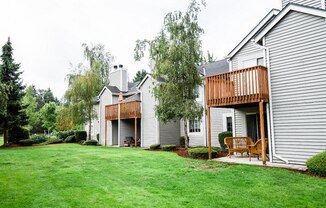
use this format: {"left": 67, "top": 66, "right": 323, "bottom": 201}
{"left": 0, "top": 144, "right": 325, "bottom": 208}
{"left": 0, "top": 135, "right": 3, "bottom": 146}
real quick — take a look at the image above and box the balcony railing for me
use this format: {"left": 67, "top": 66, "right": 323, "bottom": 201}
{"left": 205, "top": 66, "right": 269, "bottom": 107}
{"left": 105, "top": 100, "right": 141, "bottom": 120}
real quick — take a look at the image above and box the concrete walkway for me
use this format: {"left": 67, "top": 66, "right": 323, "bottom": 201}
{"left": 214, "top": 155, "right": 307, "bottom": 171}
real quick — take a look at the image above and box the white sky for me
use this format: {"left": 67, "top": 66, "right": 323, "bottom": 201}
{"left": 0, "top": 0, "right": 281, "bottom": 99}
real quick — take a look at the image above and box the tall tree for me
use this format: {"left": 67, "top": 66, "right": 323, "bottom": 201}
{"left": 40, "top": 102, "right": 58, "bottom": 133}
{"left": 22, "top": 86, "right": 40, "bottom": 133}
{"left": 55, "top": 106, "right": 74, "bottom": 131}
{"left": 0, "top": 84, "right": 8, "bottom": 117}
{"left": 133, "top": 69, "right": 147, "bottom": 83}
{"left": 0, "top": 38, "right": 28, "bottom": 145}
{"left": 135, "top": 0, "right": 205, "bottom": 148}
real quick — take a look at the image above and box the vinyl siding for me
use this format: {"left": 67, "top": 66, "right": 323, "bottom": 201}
{"left": 159, "top": 121, "right": 180, "bottom": 145}
{"left": 231, "top": 41, "right": 264, "bottom": 70}
{"left": 139, "top": 77, "right": 158, "bottom": 147}
{"left": 266, "top": 11, "right": 326, "bottom": 165}
{"left": 234, "top": 109, "right": 247, "bottom": 137}
{"left": 99, "top": 89, "right": 112, "bottom": 146}
{"left": 211, "top": 108, "right": 233, "bottom": 147}
{"left": 282, "top": 0, "right": 322, "bottom": 8}
{"left": 120, "top": 119, "right": 140, "bottom": 146}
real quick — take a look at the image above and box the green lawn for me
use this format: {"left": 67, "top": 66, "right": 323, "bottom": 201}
{"left": 0, "top": 135, "right": 3, "bottom": 146}
{"left": 0, "top": 144, "right": 325, "bottom": 208}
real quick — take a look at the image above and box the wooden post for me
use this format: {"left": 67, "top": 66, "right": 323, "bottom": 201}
{"left": 207, "top": 106, "right": 212, "bottom": 160}
{"left": 134, "top": 118, "right": 137, "bottom": 147}
{"left": 259, "top": 101, "right": 267, "bottom": 165}
{"left": 104, "top": 119, "right": 107, "bottom": 146}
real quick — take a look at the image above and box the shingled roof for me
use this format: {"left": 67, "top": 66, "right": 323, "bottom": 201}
{"left": 198, "top": 59, "right": 229, "bottom": 77}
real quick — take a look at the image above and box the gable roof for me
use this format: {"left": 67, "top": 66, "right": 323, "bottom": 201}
{"left": 98, "top": 81, "right": 140, "bottom": 98}
{"left": 198, "top": 59, "right": 229, "bottom": 76}
{"left": 226, "top": 9, "right": 280, "bottom": 58}
{"left": 254, "top": 3, "right": 326, "bottom": 42}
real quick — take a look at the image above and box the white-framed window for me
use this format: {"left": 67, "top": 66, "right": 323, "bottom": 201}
{"left": 226, "top": 117, "right": 233, "bottom": 132}
{"left": 194, "top": 86, "right": 200, "bottom": 99}
{"left": 222, "top": 113, "right": 233, "bottom": 132}
{"left": 257, "top": 57, "right": 264, "bottom": 66}
{"left": 189, "top": 119, "right": 201, "bottom": 133}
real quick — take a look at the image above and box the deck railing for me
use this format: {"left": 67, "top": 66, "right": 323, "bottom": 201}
{"left": 105, "top": 100, "right": 141, "bottom": 120}
{"left": 205, "top": 66, "right": 269, "bottom": 107}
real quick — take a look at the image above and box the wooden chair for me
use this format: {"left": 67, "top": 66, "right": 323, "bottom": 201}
{"left": 224, "top": 137, "right": 254, "bottom": 157}
{"left": 248, "top": 139, "right": 268, "bottom": 161}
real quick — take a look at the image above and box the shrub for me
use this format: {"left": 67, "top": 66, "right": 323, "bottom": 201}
{"left": 96, "top": 133, "right": 100, "bottom": 141}
{"left": 150, "top": 144, "right": 160, "bottom": 150}
{"left": 188, "top": 147, "right": 218, "bottom": 159}
{"left": 57, "top": 131, "right": 75, "bottom": 141}
{"left": 179, "top": 137, "right": 185, "bottom": 147}
{"left": 30, "top": 134, "right": 49, "bottom": 144}
{"left": 19, "top": 139, "right": 34, "bottom": 146}
{"left": 83, "top": 140, "right": 98, "bottom": 146}
{"left": 307, "top": 151, "right": 326, "bottom": 177}
{"left": 162, "top": 144, "right": 176, "bottom": 151}
{"left": 8, "top": 127, "right": 29, "bottom": 144}
{"left": 78, "top": 140, "right": 86, "bottom": 145}
{"left": 75, "top": 131, "right": 87, "bottom": 142}
{"left": 64, "top": 135, "right": 76, "bottom": 143}
{"left": 218, "top": 131, "right": 232, "bottom": 151}
{"left": 46, "top": 137, "right": 63, "bottom": 144}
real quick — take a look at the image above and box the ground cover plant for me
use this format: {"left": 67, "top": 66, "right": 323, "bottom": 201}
{"left": 0, "top": 144, "right": 325, "bottom": 208}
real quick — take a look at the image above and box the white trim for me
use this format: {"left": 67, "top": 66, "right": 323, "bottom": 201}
{"left": 137, "top": 74, "right": 152, "bottom": 89}
{"left": 237, "top": 51, "right": 264, "bottom": 69}
{"left": 222, "top": 113, "right": 233, "bottom": 132}
{"left": 322, "top": 0, "right": 326, "bottom": 10}
{"left": 255, "top": 4, "right": 326, "bottom": 42}
{"left": 226, "top": 9, "right": 279, "bottom": 58}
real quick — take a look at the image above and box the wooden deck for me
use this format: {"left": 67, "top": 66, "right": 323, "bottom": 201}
{"left": 205, "top": 66, "right": 269, "bottom": 107}
{"left": 105, "top": 100, "right": 141, "bottom": 120}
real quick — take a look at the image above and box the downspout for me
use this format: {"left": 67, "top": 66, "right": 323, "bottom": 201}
{"left": 139, "top": 89, "right": 143, "bottom": 148}
{"left": 203, "top": 68, "right": 207, "bottom": 147}
{"left": 252, "top": 39, "right": 289, "bottom": 164}
{"left": 227, "top": 58, "right": 236, "bottom": 137}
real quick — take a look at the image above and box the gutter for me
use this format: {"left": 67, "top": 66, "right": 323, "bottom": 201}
{"left": 203, "top": 67, "right": 208, "bottom": 147}
{"left": 252, "top": 39, "right": 289, "bottom": 164}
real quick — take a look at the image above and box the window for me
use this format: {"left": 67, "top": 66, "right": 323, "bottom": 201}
{"left": 194, "top": 86, "right": 200, "bottom": 98}
{"left": 257, "top": 57, "right": 264, "bottom": 66}
{"left": 226, "top": 117, "right": 233, "bottom": 132}
{"left": 189, "top": 119, "right": 201, "bottom": 133}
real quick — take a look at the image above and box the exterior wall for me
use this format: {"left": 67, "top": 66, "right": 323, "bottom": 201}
{"left": 234, "top": 107, "right": 260, "bottom": 137}
{"left": 211, "top": 108, "right": 234, "bottom": 147}
{"left": 110, "top": 68, "right": 128, "bottom": 92}
{"left": 230, "top": 41, "right": 264, "bottom": 70}
{"left": 112, "top": 120, "right": 118, "bottom": 145}
{"left": 139, "top": 77, "right": 158, "bottom": 148}
{"left": 159, "top": 121, "right": 180, "bottom": 145}
{"left": 99, "top": 89, "right": 112, "bottom": 146}
{"left": 266, "top": 11, "right": 326, "bottom": 165}
{"left": 120, "top": 119, "right": 140, "bottom": 146}
{"left": 282, "top": 0, "right": 322, "bottom": 8}
{"left": 84, "top": 104, "right": 100, "bottom": 140}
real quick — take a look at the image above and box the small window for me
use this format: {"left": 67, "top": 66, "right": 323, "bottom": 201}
{"left": 189, "top": 119, "right": 201, "bottom": 133}
{"left": 226, "top": 117, "right": 233, "bottom": 132}
{"left": 194, "top": 86, "right": 200, "bottom": 98}
{"left": 257, "top": 57, "right": 264, "bottom": 66}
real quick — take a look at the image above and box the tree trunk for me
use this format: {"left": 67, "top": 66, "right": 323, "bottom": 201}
{"left": 184, "top": 120, "right": 189, "bottom": 149}
{"left": 88, "top": 119, "right": 92, "bottom": 141}
{"left": 3, "top": 129, "right": 8, "bottom": 146}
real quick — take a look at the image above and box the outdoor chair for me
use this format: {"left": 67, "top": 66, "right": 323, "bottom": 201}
{"left": 248, "top": 138, "right": 268, "bottom": 161}
{"left": 224, "top": 137, "right": 254, "bottom": 157}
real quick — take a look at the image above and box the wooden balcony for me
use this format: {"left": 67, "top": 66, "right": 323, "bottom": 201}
{"left": 105, "top": 100, "right": 141, "bottom": 121}
{"left": 205, "top": 66, "right": 269, "bottom": 108}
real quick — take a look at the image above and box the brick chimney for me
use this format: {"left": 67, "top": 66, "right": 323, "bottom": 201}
{"left": 109, "top": 64, "right": 128, "bottom": 92}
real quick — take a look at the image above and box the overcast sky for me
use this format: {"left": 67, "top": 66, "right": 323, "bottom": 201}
{"left": 0, "top": 0, "right": 281, "bottom": 99}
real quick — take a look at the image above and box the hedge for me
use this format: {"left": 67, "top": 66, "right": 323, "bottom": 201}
{"left": 306, "top": 151, "right": 326, "bottom": 177}
{"left": 19, "top": 139, "right": 34, "bottom": 146}
{"left": 64, "top": 135, "right": 76, "bottom": 143}
{"left": 150, "top": 144, "right": 160, "bottom": 150}
{"left": 162, "top": 144, "right": 176, "bottom": 151}
{"left": 45, "top": 137, "right": 63, "bottom": 144}
{"left": 57, "top": 131, "right": 75, "bottom": 141}
{"left": 8, "top": 127, "right": 29, "bottom": 144}
{"left": 83, "top": 140, "right": 98, "bottom": 146}
{"left": 188, "top": 147, "right": 218, "bottom": 159}
{"left": 30, "top": 135, "right": 49, "bottom": 144}
{"left": 218, "top": 131, "right": 232, "bottom": 151}
{"left": 75, "top": 131, "right": 87, "bottom": 142}
{"left": 179, "top": 137, "right": 185, "bottom": 147}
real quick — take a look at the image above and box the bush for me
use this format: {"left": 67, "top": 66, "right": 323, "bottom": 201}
{"left": 150, "top": 144, "right": 160, "bottom": 150}
{"left": 162, "top": 144, "right": 176, "bottom": 151}
{"left": 179, "top": 137, "right": 185, "bottom": 147}
{"left": 96, "top": 133, "right": 100, "bottom": 141}
{"left": 19, "top": 139, "right": 34, "bottom": 146}
{"left": 307, "top": 151, "right": 326, "bottom": 177}
{"left": 45, "top": 137, "right": 63, "bottom": 144}
{"left": 30, "top": 134, "right": 49, "bottom": 144}
{"left": 57, "top": 131, "right": 75, "bottom": 141}
{"left": 75, "top": 131, "right": 87, "bottom": 142}
{"left": 78, "top": 140, "right": 86, "bottom": 145}
{"left": 8, "top": 127, "right": 29, "bottom": 144}
{"left": 64, "top": 135, "right": 76, "bottom": 143}
{"left": 83, "top": 140, "right": 98, "bottom": 146}
{"left": 218, "top": 131, "right": 232, "bottom": 151}
{"left": 188, "top": 147, "right": 218, "bottom": 159}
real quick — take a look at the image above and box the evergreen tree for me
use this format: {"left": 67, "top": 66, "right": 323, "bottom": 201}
{"left": 133, "top": 69, "right": 147, "bottom": 83}
{"left": 0, "top": 38, "right": 28, "bottom": 145}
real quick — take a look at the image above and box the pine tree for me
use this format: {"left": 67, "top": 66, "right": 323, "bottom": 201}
{"left": 133, "top": 69, "right": 147, "bottom": 83}
{"left": 0, "top": 38, "right": 28, "bottom": 145}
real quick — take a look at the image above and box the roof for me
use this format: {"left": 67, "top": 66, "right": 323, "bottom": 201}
{"left": 137, "top": 74, "right": 165, "bottom": 89}
{"left": 198, "top": 59, "right": 229, "bottom": 76}
{"left": 98, "top": 81, "right": 140, "bottom": 98}
{"left": 226, "top": 9, "right": 280, "bottom": 58}
{"left": 254, "top": 3, "right": 326, "bottom": 42}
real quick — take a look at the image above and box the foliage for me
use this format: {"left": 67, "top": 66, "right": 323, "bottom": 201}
{"left": 0, "top": 84, "right": 8, "bottom": 117}
{"left": 64, "top": 135, "right": 76, "bottom": 143}
{"left": 162, "top": 144, "right": 177, "bottom": 151}
{"left": 75, "top": 131, "right": 87, "bottom": 142}
{"left": 19, "top": 139, "right": 34, "bottom": 146}
{"left": 149, "top": 144, "right": 161, "bottom": 150}
{"left": 8, "top": 127, "right": 29, "bottom": 144}
{"left": 78, "top": 140, "right": 86, "bottom": 145}
{"left": 0, "top": 38, "right": 28, "bottom": 145}
{"left": 55, "top": 106, "right": 75, "bottom": 131}
{"left": 202, "top": 50, "right": 217, "bottom": 64}
{"left": 133, "top": 69, "right": 147, "bottom": 83}
{"left": 218, "top": 131, "right": 232, "bottom": 151}
{"left": 307, "top": 151, "right": 326, "bottom": 177}
{"left": 188, "top": 147, "right": 218, "bottom": 159}
{"left": 0, "top": 145, "right": 325, "bottom": 207}
{"left": 57, "top": 131, "right": 75, "bottom": 141}
{"left": 22, "top": 86, "right": 40, "bottom": 132}
{"left": 134, "top": 0, "right": 205, "bottom": 148}
{"left": 83, "top": 140, "right": 98, "bottom": 145}
{"left": 40, "top": 102, "right": 58, "bottom": 133}
{"left": 179, "top": 136, "right": 185, "bottom": 147}
{"left": 30, "top": 134, "right": 49, "bottom": 144}
{"left": 96, "top": 133, "right": 99, "bottom": 141}
{"left": 45, "top": 137, "right": 63, "bottom": 144}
